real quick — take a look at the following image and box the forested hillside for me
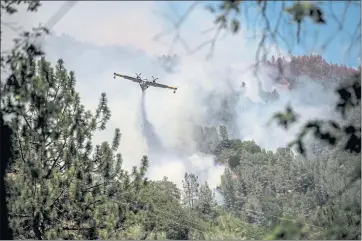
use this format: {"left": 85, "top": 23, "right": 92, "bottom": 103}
{"left": 2, "top": 51, "right": 360, "bottom": 240}
{"left": 265, "top": 55, "right": 360, "bottom": 90}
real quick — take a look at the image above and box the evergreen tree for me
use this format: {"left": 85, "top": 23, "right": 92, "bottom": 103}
{"left": 182, "top": 173, "right": 199, "bottom": 210}
{"left": 218, "top": 169, "right": 237, "bottom": 210}
{"left": 219, "top": 125, "right": 231, "bottom": 148}
{"left": 137, "top": 176, "right": 183, "bottom": 237}
{"left": 1, "top": 2, "right": 45, "bottom": 238}
{"left": 4, "top": 58, "right": 149, "bottom": 239}
{"left": 196, "top": 182, "right": 217, "bottom": 220}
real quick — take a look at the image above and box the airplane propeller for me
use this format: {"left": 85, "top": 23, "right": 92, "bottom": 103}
{"left": 135, "top": 73, "right": 142, "bottom": 79}
{"left": 151, "top": 76, "right": 159, "bottom": 83}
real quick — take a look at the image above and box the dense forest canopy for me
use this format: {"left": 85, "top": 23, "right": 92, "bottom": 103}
{"left": 1, "top": 1, "right": 360, "bottom": 240}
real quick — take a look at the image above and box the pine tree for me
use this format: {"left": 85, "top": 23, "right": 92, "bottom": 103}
{"left": 219, "top": 125, "right": 231, "bottom": 148}
{"left": 137, "top": 176, "right": 194, "bottom": 240}
{"left": 218, "top": 169, "right": 237, "bottom": 209}
{"left": 1, "top": 2, "right": 44, "bottom": 238}
{"left": 4, "top": 58, "right": 149, "bottom": 239}
{"left": 182, "top": 173, "right": 199, "bottom": 210}
{"left": 196, "top": 182, "right": 217, "bottom": 220}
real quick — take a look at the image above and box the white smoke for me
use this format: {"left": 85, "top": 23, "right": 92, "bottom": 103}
{"left": 30, "top": 9, "right": 345, "bottom": 206}
{"left": 39, "top": 33, "right": 340, "bottom": 198}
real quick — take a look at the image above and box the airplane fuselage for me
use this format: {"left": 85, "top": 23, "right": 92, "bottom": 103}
{"left": 140, "top": 81, "right": 149, "bottom": 91}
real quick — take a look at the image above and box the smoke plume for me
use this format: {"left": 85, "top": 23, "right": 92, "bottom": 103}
{"left": 42, "top": 34, "right": 342, "bottom": 197}
{"left": 140, "top": 91, "right": 163, "bottom": 153}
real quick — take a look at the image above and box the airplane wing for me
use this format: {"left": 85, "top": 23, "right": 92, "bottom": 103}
{"left": 146, "top": 81, "right": 178, "bottom": 90}
{"left": 113, "top": 72, "right": 142, "bottom": 83}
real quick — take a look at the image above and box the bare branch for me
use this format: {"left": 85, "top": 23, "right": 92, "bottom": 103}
{"left": 153, "top": 1, "right": 198, "bottom": 55}
{"left": 1, "top": 21, "right": 22, "bottom": 33}
{"left": 190, "top": 26, "right": 223, "bottom": 59}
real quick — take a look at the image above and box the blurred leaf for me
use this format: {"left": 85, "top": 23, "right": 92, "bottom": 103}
{"left": 205, "top": 4, "right": 216, "bottom": 13}
{"left": 231, "top": 19, "right": 240, "bottom": 33}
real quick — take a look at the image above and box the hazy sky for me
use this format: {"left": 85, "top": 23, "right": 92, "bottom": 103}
{"left": 3, "top": 1, "right": 360, "bottom": 64}
{"left": 2, "top": 1, "right": 360, "bottom": 190}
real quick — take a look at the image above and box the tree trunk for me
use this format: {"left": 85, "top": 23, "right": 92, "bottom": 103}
{"left": 0, "top": 114, "right": 13, "bottom": 239}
